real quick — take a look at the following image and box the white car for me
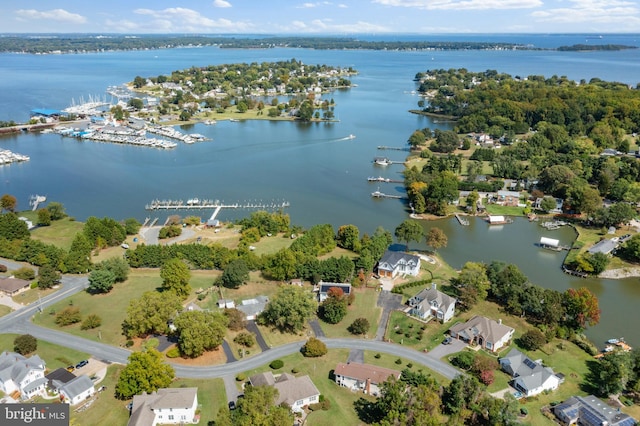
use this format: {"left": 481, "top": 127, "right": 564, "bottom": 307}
{"left": 121, "top": 243, "right": 129, "bottom": 249}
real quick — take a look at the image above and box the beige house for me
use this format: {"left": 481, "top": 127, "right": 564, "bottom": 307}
{"left": 249, "top": 372, "right": 320, "bottom": 413}
{"left": 0, "top": 277, "right": 30, "bottom": 296}
{"left": 448, "top": 315, "right": 514, "bottom": 353}
{"left": 128, "top": 387, "right": 199, "bottom": 426}
{"left": 334, "top": 363, "right": 401, "bottom": 396}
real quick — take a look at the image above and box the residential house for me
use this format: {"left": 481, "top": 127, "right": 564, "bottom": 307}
{"left": 554, "top": 395, "right": 637, "bottom": 426}
{"left": 448, "top": 316, "right": 514, "bottom": 353}
{"left": 45, "top": 368, "right": 76, "bottom": 393}
{"left": 497, "top": 190, "right": 522, "bottom": 207}
{"left": 408, "top": 283, "right": 457, "bottom": 323}
{"left": 499, "top": 348, "right": 562, "bottom": 397}
{"left": 59, "top": 375, "right": 95, "bottom": 405}
{"left": 236, "top": 296, "right": 269, "bottom": 320}
{"left": 216, "top": 299, "right": 235, "bottom": 309}
{"left": 334, "top": 363, "right": 401, "bottom": 396}
{"left": 376, "top": 250, "right": 421, "bottom": 279}
{"left": 128, "top": 387, "right": 199, "bottom": 426}
{"left": 249, "top": 372, "right": 320, "bottom": 413}
{"left": 588, "top": 238, "right": 619, "bottom": 256}
{"left": 0, "top": 351, "right": 47, "bottom": 400}
{"left": 0, "top": 277, "right": 31, "bottom": 296}
{"left": 317, "top": 282, "right": 352, "bottom": 303}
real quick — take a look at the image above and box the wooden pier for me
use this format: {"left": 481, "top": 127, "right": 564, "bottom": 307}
{"left": 377, "top": 146, "right": 410, "bottom": 151}
{"left": 145, "top": 199, "right": 290, "bottom": 211}
{"left": 367, "top": 176, "right": 403, "bottom": 183}
{"left": 29, "top": 195, "right": 46, "bottom": 211}
{"left": 371, "top": 190, "right": 405, "bottom": 200}
{"left": 540, "top": 220, "right": 568, "bottom": 230}
{"left": 454, "top": 213, "right": 470, "bottom": 226}
{"left": 562, "top": 266, "right": 587, "bottom": 278}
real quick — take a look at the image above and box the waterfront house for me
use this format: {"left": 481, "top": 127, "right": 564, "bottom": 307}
{"left": 408, "top": 283, "right": 456, "bottom": 323}
{"left": 0, "top": 351, "right": 47, "bottom": 400}
{"left": 237, "top": 296, "right": 269, "bottom": 320}
{"left": 128, "top": 387, "right": 199, "bottom": 426}
{"left": 59, "top": 375, "right": 95, "bottom": 405}
{"left": 588, "top": 238, "right": 619, "bottom": 256}
{"left": 554, "top": 395, "right": 637, "bottom": 426}
{"left": 249, "top": 372, "right": 320, "bottom": 413}
{"left": 448, "top": 316, "right": 514, "bottom": 353}
{"left": 499, "top": 348, "right": 562, "bottom": 397}
{"left": 497, "top": 190, "right": 522, "bottom": 207}
{"left": 317, "top": 282, "right": 352, "bottom": 302}
{"left": 377, "top": 250, "right": 421, "bottom": 279}
{"left": 334, "top": 363, "right": 401, "bottom": 396}
{"left": 0, "top": 277, "right": 31, "bottom": 296}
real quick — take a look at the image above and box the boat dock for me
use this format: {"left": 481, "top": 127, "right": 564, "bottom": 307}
{"left": 145, "top": 199, "right": 290, "bottom": 211}
{"left": 455, "top": 213, "right": 470, "bottom": 226}
{"left": 540, "top": 220, "right": 568, "bottom": 230}
{"left": 367, "top": 176, "right": 403, "bottom": 183}
{"left": 562, "top": 266, "right": 587, "bottom": 278}
{"left": 29, "top": 195, "right": 46, "bottom": 211}
{"left": 371, "top": 190, "right": 405, "bottom": 200}
{"left": 377, "top": 146, "right": 410, "bottom": 151}
{"left": 146, "top": 126, "right": 210, "bottom": 144}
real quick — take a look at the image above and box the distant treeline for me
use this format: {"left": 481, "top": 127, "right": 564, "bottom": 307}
{"left": 557, "top": 44, "right": 638, "bottom": 51}
{"left": 0, "top": 35, "right": 528, "bottom": 54}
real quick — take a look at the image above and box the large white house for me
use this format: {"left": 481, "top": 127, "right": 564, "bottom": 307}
{"left": 0, "top": 351, "right": 47, "bottom": 400}
{"left": 59, "top": 375, "right": 95, "bottom": 405}
{"left": 408, "top": 283, "right": 457, "bottom": 323}
{"left": 334, "top": 362, "right": 401, "bottom": 396}
{"left": 377, "top": 251, "right": 421, "bottom": 278}
{"left": 128, "top": 387, "right": 199, "bottom": 426}
{"left": 448, "top": 316, "right": 514, "bottom": 353}
{"left": 499, "top": 348, "right": 562, "bottom": 397}
{"left": 249, "top": 372, "right": 320, "bottom": 413}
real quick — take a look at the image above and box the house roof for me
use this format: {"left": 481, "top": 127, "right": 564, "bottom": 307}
{"left": 0, "top": 351, "right": 45, "bottom": 386}
{"left": 334, "top": 362, "right": 401, "bottom": 385}
{"left": 411, "top": 285, "right": 456, "bottom": 314}
{"left": 513, "top": 367, "right": 558, "bottom": 393}
{"left": 555, "top": 395, "right": 638, "bottom": 426}
{"left": 249, "top": 372, "right": 276, "bottom": 387}
{"left": 59, "top": 375, "right": 94, "bottom": 400}
{"left": 378, "top": 250, "right": 420, "bottom": 271}
{"left": 22, "top": 377, "right": 47, "bottom": 394}
{"left": 449, "top": 315, "right": 514, "bottom": 345}
{"left": 46, "top": 368, "right": 76, "bottom": 389}
{"left": 237, "top": 296, "right": 269, "bottom": 318}
{"left": 0, "top": 277, "right": 30, "bottom": 294}
{"left": 318, "top": 282, "right": 351, "bottom": 295}
{"left": 273, "top": 375, "right": 320, "bottom": 406}
{"left": 128, "top": 387, "right": 198, "bottom": 426}
{"left": 588, "top": 239, "right": 618, "bottom": 255}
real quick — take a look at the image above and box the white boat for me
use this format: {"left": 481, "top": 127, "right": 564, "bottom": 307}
{"left": 347, "top": 134, "right": 356, "bottom": 139}
{"left": 229, "top": 118, "right": 239, "bottom": 122}
{"left": 606, "top": 338, "right": 621, "bottom": 344}
{"left": 374, "top": 157, "right": 391, "bottom": 166}
{"left": 186, "top": 198, "right": 200, "bottom": 205}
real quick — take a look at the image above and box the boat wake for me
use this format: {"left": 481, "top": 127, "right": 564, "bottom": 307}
{"left": 336, "top": 134, "right": 356, "bottom": 141}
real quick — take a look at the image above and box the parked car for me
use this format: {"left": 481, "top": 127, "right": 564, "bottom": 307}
{"left": 228, "top": 401, "right": 236, "bottom": 410}
{"left": 66, "top": 365, "right": 75, "bottom": 372}
{"left": 75, "top": 360, "right": 89, "bottom": 369}
{"left": 443, "top": 337, "right": 452, "bottom": 345}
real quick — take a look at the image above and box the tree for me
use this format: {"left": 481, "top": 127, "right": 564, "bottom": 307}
{"left": 37, "top": 264, "right": 61, "bottom": 289}
{"left": 225, "top": 382, "right": 293, "bottom": 425}
{"left": 220, "top": 259, "right": 250, "bottom": 289}
{"left": 122, "top": 291, "right": 183, "bottom": 338}
{"left": 132, "top": 76, "right": 146, "bottom": 88}
{"left": 13, "top": 334, "right": 37, "bottom": 355}
{"left": 37, "top": 208, "right": 51, "bottom": 226}
{"left": 466, "top": 189, "right": 480, "bottom": 213}
{"left": 115, "top": 349, "right": 174, "bottom": 400}
{"left": 348, "top": 317, "right": 370, "bottom": 335}
{"left": 46, "top": 202, "right": 66, "bottom": 220}
{"left": 55, "top": 307, "right": 81, "bottom": 326}
{"left": 430, "top": 129, "right": 459, "bottom": 153}
{"left": 234, "top": 332, "right": 255, "bottom": 348}
{"left": 319, "top": 293, "right": 347, "bottom": 324}
{"left": 394, "top": 219, "right": 424, "bottom": 250}
{"left": 128, "top": 98, "right": 144, "bottom": 111}
{"left": 174, "top": 310, "right": 228, "bottom": 358}
{"left": 13, "top": 266, "right": 36, "bottom": 281}
{"left": 454, "top": 261, "right": 490, "bottom": 309}
{"left": 81, "top": 314, "right": 102, "bottom": 330}
{"left": 336, "top": 224, "right": 360, "bottom": 251}
{"left": 0, "top": 213, "right": 29, "bottom": 240}
{"left": 259, "top": 285, "right": 316, "bottom": 333}
{"left": 87, "top": 268, "right": 116, "bottom": 294}
{"left": 95, "top": 257, "right": 130, "bottom": 283}
{"left": 519, "top": 328, "right": 547, "bottom": 351}
{"left": 0, "top": 194, "right": 17, "bottom": 212}
{"left": 225, "top": 308, "right": 247, "bottom": 331}
{"left": 123, "top": 218, "right": 141, "bottom": 235}
{"left": 297, "top": 100, "right": 314, "bottom": 121}
{"left": 301, "top": 337, "right": 327, "bottom": 357}
{"left": 539, "top": 196, "right": 557, "bottom": 213}
{"left": 426, "top": 227, "right": 448, "bottom": 252}
{"left": 563, "top": 287, "right": 601, "bottom": 330}
{"left": 160, "top": 258, "right": 191, "bottom": 299}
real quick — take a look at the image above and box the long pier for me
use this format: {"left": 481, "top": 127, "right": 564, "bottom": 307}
{"left": 454, "top": 213, "right": 469, "bottom": 226}
{"left": 145, "top": 199, "right": 290, "bottom": 211}
{"left": 29, "top": 195, "right": 46, "bottom": 211}
{"left": 371, "top": 190, "right": 406, "bottom": 200}
{"left": 367, "top": 176, "right": 403, "bottom": 183}
{"left": 377, "top": 146, "right": 410, "bottom": 151}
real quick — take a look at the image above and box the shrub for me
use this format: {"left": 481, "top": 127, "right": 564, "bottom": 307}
{"left": 270, "top": 359, "right": 284, "bottom": 369}
{"left": 166, "top": 347, "right": 181, "bottom": 358}
{"left": 451, "top": 351, "right": 475, "bottom": 370}
{"left": 291, "top": 368, "right": 299, "bottom": 374}
{"left": 308, "top": 403, "right": 322, "bottom": 411}
{"left": 234, "top": 332, "right": 255, "bottom": 348}
{"left": 81, "top": 314, "right": 102, "bottom": 330}
{"left": 236, "top": 373, "right": 246, "bottom": 381}
{"left": 30, "top": 281, "right": 38, "bottom": 289}
{"left": 479, "top": 369, "right": 494, "bottom": 385}
{"left": 13, "top": 267, "right": 36, "bottom": 281}
{"left": 321, "top": 399, "right": 331, "bottom": 410}
{"left": 0, "top": 264, "right": 7, "bottom": 273}
{"left": 54, "top": 307, "right": 81, "bottom": 326}
{"left": 374, "top": 353, "right": 381, "bottom": 359}
{"left": 13, "top": 334, "right": 37, "bottom": 355}
{"left": 520, "top": 407, "right": 528, "bottom": 415}
{"left": 345, "top": 317, "right": 368, "bottom": 334}
{"left": 125, "top": 340, "right": 134, "bottom": 347}
{"left": 144, "top": 337, "right": 159, "bottom": 350}
{"left": 301, "top": 337, "right": 327, "bottom": 358}
{"left": 406, "top": 363, "right": 413, "bottom": 368}
{"left": 519, "top": 328, "right": 547, "bottom": 351}
{"left": 395, "top": 358, "right": 402, "bottom": 365}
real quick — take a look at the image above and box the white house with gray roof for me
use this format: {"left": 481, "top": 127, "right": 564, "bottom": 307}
{"left": 59, "top": 375, "right": 95, "bottom": 405}
{"left": 237, "top": 295, "right": 269, "bottom": 320}
{"left": 0, "top": 351, "right": 47, "bottom": 400}
{"left": 128, "top": 387, "right": 198, "bottom": 426}
{"left": 377, "top": 250, "right": 421, "bottom": 279}
{"left": 249, "top": 372, "right": 320, "bottom": 413}
{"left": 554, "top": 395, "right": 637, "bottom": 426}
{"left": 408, "top": 283, "right": 456, "bottom": 323}
{"left": 499, "top": 348, "right": 562, "bottom": 397}
{"left": 448, "top": 315, "right": 514, "bottom": 353}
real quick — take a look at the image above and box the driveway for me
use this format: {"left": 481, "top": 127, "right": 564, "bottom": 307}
{"left": 346, "top": 349, "right": 364, "bottom": 364}
{"left": 375, "top": 291, "right": 403, "bottom": 341}
{"left": 222, "top": 374, "right": 240, "bottom": 406}
{"left": 245, "top": 320, "right": 270, "bottom": 352}
{"left": 308, "top": 319, "right": 325, "bottom": 338}
{"left": 425, "top": 338, "right": 467, "bottom": 360}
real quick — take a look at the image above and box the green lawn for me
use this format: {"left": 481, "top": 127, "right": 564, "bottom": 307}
{"left": 318, "top": 288, "right": 381, "bottom": 338}
{"left": 71, "top": 365, "right": 129, "bottom": 426}
{"left": 30, "top": 217, "right": 84, "bottom": 251}
{"left": 0, "top": 305, "right": 12, "bottom": 317}
{"left": 169, "top": 377, "right": 227, "bottom": 424}
{"left": 0, "top": 333, "right": 89, "bottom": 370}
{"left": 485, "top": 204, "right": 527, "bottom": 216}
{"left": 13, "top": 286, "right": 57, "bottom": 306}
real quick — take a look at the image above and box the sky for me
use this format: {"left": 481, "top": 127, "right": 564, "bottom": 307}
{"left": 1, "top": 0, "right": 639, "bottom": 35}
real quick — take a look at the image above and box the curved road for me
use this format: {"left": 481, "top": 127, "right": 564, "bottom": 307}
{"left": 0, "top": 269, "right": 461, "bottom": 380}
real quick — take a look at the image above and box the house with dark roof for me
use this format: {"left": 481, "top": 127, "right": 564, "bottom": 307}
{"left": 334, "top": 362, "right": 401, "bottom": 396}
{"left": 377, "top": 250, "right": 421, "bottom": 279}
{"left": 408, "top": 283, "right": 456, "bottom": 323}
{"left": 554, "top": 395, "right": 637, "bottom": 426}
{"left": 45, "top": 368, "right": 76, "bottom": 392}
{"left": 317, "top": 282, "right": 351, "bottom": 302}
{"left": 0, "top": 277, "right": 31, "bottom": 296}
{"left": 249, "top": 372, "right": 320, "bottom": 413}
{"left": 59, "top": 375, "right": 95, "bottom": 405}
{"left": 128, "top": 387, "right": 198, "bottom": 426}
{"left": 448, "top": 315, "right": 514, "bottom": 353}
{"left": 0, "top": 351, "right": 47, "bottom": 400}
{"left": 499, "top": 348, "right": 562, "bottom": 397}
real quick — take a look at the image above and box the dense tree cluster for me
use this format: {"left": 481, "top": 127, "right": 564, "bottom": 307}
{"left": 115, "top": 349, "right": 174, "bottom": 400}
{"left": 173, "top": 311, "right": 228, "bottom": 358}
{"left": 215, "top": 383, "right": 293, "bottom": 426}
{"left": 258, "top": 286, "right": 316, "bottom": 333}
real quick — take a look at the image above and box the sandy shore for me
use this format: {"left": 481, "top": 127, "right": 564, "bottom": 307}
{"left": 598, "top": 267, "right": 640, "bottom": 279}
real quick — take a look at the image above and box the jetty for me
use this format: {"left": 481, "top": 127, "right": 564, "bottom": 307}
{"left": 562, "top": 266, "right": 587, "bottom": 278}
{"left": 455, "top": 213, "right": 470, "bottom": 226}
{"left": 367, "top": 176, "right": 403, "bottom": 183}
{"left": 145, "top": 199, "right": 290, "bottom": 211}
{"left": 377, "top": 146, "right": 410, "bottom": 151}
{"left": 29, "top": 195, "right": 46, "bottom": 211}
{"left": 371, "top": 189, "right": 405, "bottom": 199}
{"left": 373, "top": 157, "right": 400, "bottom": 166}
{"left": 540, "top": 220, "right": 568, "bottom": 230}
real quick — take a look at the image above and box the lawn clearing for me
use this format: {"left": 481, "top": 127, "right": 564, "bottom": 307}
{"left": 485, "top": 204, "right": 526, "bottom": 216}
{"left": 30, "top": 217, "right": 84, "bottom": 251}
{"left": 169, "top": 377, "right": 227, "bottom": 424}
{"left": 0, "top": 333, "right": 89, "bottom": 370}
{"left": 385, "top": 311, "right": 429, "bottom": 349}
{"left": 0, "top": 305, "right": 12, "bottom": 317}
{"left": 318, "top": 288, "right": 381, "bottom": 339}
{"left": 71, "top": 364, "right": 129, "bottom": 426}
{"left": 12, "top": 286, "right": 58, "bottom": 306}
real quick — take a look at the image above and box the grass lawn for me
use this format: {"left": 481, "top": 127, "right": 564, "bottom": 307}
{"left": 13, "top": 286, "right": 57, "bottom": 306}
{"left": 30, "top": 217, "right": 84, "bottom": 251}
{"left": 196, "top": 275, "right": 283, "bottom": 311}
{"left": 256, "top": 324, "right": 308, "bottom": 348}
{"left": 71, "top": 365, "right": 129, "bottom": 426}
{"left": 0, "top": 333, "right": 89, "bottom": 370}
{"left": 318, "top": 288, "right": 381, "bottom": 338}
{"left": 385, "top": 311, "right": 430, "bottom": 349}
{"left": 169, "top": 377, "right": 227, "bottom": 424}
{"left": 485, "top": 204, "right": 526, "bottom": 216}
{"left": 0, "top": 305, "right": 12, "bottom": 317}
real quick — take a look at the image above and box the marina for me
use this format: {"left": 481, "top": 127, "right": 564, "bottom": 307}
{"left": 145, "top": 199, "right": 290, "bottom": 211}
{"left": 146, "top": 126, "right": 210, "bottom": 144}
{"left": 0, "top": 149, "right": 29, "bottom": 165}
{"left": 54, "top": 126, "right": 177, "bottom": 149}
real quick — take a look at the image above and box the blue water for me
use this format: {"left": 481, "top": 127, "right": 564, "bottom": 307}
{"left": 1, "top": 34, "right": 639, "bottom": 346}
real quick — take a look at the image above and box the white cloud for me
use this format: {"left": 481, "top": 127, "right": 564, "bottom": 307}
{"left": 15, "top": 8, "right": 87, "bottom": 24}
{"left": 130, "top": 7, "right": 253, "bottom": 32}
{"left": 213, "top": 0, "right": 232, "bottom": 8}
{"left": 372, "top": 0, "right": 542, "bottom": 10}
{"left": 531, "top": 0, "right": 640, "bottom": 25}
{"left": 297, "top": 1, "right": 335, "bottom": 8}
{"left": 280, "top": 18, "right": 391, "bottom": 33}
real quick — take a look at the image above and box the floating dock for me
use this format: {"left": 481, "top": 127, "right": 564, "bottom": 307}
{"left": 540, "top": 220, "right": 568, "bottom": 230}
{"left": 377, "top": 146, "right": 410, "bottom": 151}
{"left": 455, "top": 213, "right": 469, "bottom": 226}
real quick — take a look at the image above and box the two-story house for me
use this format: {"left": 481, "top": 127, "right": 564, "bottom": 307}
{"left": 128, "top": 387, "right": 199, "bottom": 426}
{"left": 499, "top": 348, "right": 562, "bottom": 397}
{"left": 408, "top": 283, "right": 456, "bottom": 323}
{"left": 334, "top": 362, "right": 401, "bottom": 396}
{"left": 448, "top": 316, "right": 514, "bottom": 353}
{"left": 59, "top": 375, "right": 95, "bottom": 405}
{"left": 376, "top": 251, "right": 421, "bottom": 279}
{"left": 249, "top": 372, "right": 320, "bottom": 413}
{"left": 0, "top": 351, "right": 47, "bottom": 400}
